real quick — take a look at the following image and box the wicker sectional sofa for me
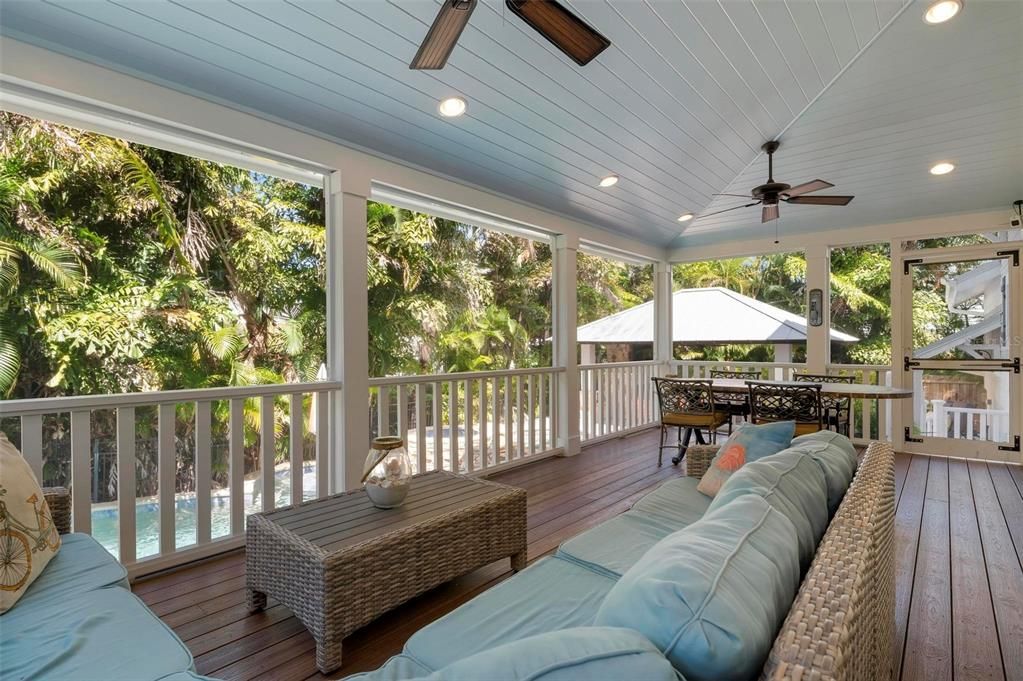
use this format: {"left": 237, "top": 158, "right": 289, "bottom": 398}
{"left": 0, "top": 489, "right": 212, "bottom": 681}
{"left": 349, "top": 434, "right": 895, "bottom": 681}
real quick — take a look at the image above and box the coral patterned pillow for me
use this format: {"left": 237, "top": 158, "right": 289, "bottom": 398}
{"left": 0, "top": 433, "right": 61, "bottom": 613}
{"left": 696, "top": 421, "right": 795, "bottom": 497}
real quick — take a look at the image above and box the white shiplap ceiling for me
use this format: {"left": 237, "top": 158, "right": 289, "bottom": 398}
{"left": 0, "top": 0, "right": 1018, "bottom": 249}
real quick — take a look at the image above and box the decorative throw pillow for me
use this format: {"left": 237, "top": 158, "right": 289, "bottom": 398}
{"left": 0, "top": 433, "right": 61, "bottom": 613}
{"left": 696, "top": 421, "right": 795, "bottom": 497}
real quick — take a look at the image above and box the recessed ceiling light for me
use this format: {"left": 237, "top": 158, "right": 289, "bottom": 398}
{"left": 930, "top": 162, "right": 955, "bottom": 175}
{"left": 677, "top": 213, "right": 694, "bottom": 222}
{"left": 438, "top": 97, "right": 467, "bottom": 117}
{"left": 924, "top": 0, "right": 962, "bottom": 24}
{"left": 598, "top": 175, "right": 619, "bottom": 188}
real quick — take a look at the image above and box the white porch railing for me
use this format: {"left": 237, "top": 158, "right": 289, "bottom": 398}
{"left": 922, "top": 400, "right": 1010, "bottom": 441}
{"left": 369, "top": 367, "right": 564, "bottom": 476}
{"left": 669, "top": 360, "right": 894, "bottom": 445}
{"left": 0, "top": 381, "right": 341, "bottom": 578}
{"left": 579, "top": 361, "right": 662, "bottom": 443}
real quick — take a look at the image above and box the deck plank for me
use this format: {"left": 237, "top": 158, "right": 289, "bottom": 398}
{"left": 988, "top": 463, "right": 1023, "bottom": 567}
{"left": 894, "top": 454, "right": 930, "bottom": 680}
{"left": 948, "top": 459, "right": 1004, "bottom": 681}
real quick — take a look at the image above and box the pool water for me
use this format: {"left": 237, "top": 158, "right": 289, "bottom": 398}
{"left": 90, "top": 463, "right": 320, "bottom": 560}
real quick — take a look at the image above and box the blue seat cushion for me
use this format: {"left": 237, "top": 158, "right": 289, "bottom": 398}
{"left": 14, "top": 533, "right": 129, "bottom": 611}
{"left": 696, "top": 421, "right": 795, "bottom": 497}
{"left": 706, "top": 448, "right": 829, "bottom": 569}
{"left": 403, "top": 556, "right": 616, "bottom": 671}
{"left": 594, "top": 495, "right": 800, "bottom": 681}
{"left": 343, "top": 654, "right": 432, "bottom": 681}
{"left": 629, "top": 476, "right": 712, "bottom": 528}
{"left": 0, "top": 586, "right": 195, "bottom": 680}
{"left": 791, "top": 431, "right": 859, "bottom": 515}
{"left": 412, "top": 627, "right": 678, "bottom": 681}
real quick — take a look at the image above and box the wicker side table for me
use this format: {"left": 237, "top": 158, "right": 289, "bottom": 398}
{"left": 245, "top": 470, "right": 527, "bottom": 674}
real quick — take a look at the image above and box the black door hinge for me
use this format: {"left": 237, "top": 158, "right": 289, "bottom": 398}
{"left": 1001, "top": 357, "right": 1020, "bottom": 373}
{"left": 904, "top": 258, "right": 923, "bottom": 275}
{"left": 997, "top": 249, "right": 1020, "bottom": 266}
{"left": 904, "top": 426, "right": 923, "bottom": 443}
{"left": 904, "top": 357, "right": 920, "bottom": 371}
{"left": 998, "top": 435, "right": 1021, "bottom": 452}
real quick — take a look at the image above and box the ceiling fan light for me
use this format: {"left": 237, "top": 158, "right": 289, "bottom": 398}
{"left": 438, "top": 97, "right": 467, "bottom": 117}
{"left": 924, "top": 0, "right": 962, "bottom": 24}
{"left": 677, "top": 213, "right": 694, "bottom": 222}
{"left": 930, "top": 162, "right": 955, "bottom": 175}
{"left": 505, "top": 0, "right": 610, "bottom": 66}
{"left": 598, "top": 175, "right": 619, "bottom": 188}
{"left": 410, "top": 0, "right": 478, "bottom": 70}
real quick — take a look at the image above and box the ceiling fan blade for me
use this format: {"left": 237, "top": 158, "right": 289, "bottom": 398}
{"left": 762, "top": 203, "right": 779, "bottom": 223}
{"left": 506, "top": 0, "right": 610, "bottom": 66}
{"left": 783, "top": 179, "right": 833, "bottom": 197}
{"left": 713, "top": 193, "right": 753, "bottom": 198}
{"left": 695, "top": 201, "right": 761, "bottom": 220}
{"left": 410, "top": 0, "right": 477, "bottom": 70}
{"left": 785, "top": 195, "right": 854, "bottom": 206}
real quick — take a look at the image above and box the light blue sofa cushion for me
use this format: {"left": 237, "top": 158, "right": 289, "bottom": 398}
{"left": 14, "top": 533, "right": 129, "bottom": 611}
{"left": 404, "top": 556, "right": 616, "bottom": 671}
{"left": 0, "top": 586, "right": 195, "bottom": 680}
{"left": 594, "top": 495, "right": 800, "bottom": 681}
{"left": 414, "top": 627, "right": 679, "bottom": 681}
{"left": 343, "top": 654, "right": 432, "bottom": 681}
{"left": 705, "top": 449, "right": 829, "bottom": 569}
{"left": 696, "top": 421, "right": 796, "bottom": 497}
{"left": 791, "top": 431, "right": 859, "bottom": 515}
{"left": 629, "top": 476, "right": 713, "bottom": 527}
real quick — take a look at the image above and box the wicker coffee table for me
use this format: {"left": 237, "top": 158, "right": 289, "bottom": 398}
{"left": 245, "top": 470, "right": 527, "bottom": 673}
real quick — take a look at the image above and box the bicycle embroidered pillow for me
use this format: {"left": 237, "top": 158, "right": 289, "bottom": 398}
{"left": 0, "top": 433, "right": 61, "bottom": 613}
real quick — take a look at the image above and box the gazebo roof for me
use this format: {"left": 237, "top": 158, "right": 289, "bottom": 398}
{"left": 576, "top": 287, "right": 858, "bottom": 345}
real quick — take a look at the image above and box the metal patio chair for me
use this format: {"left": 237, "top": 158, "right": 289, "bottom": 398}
{"left": 652, "top": 377, "right": 729, "bottom": 467}
{"left": 747, "top": 380, "right": 824, "bottom": 436}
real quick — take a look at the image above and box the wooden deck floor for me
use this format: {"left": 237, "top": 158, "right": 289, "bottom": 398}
{"left": 133, "top": 433, "right": 1023, "bottom": 681}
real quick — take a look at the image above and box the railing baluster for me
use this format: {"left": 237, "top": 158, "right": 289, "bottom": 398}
{"left": 195, "top": 400, "right": 212, "bottom": 545}
{"left": 315, "top": 391, "right": 329, "bottom": 498}
{"left": 464, "top": 379, "right": 474, "bottom": 473}
{"left": 377, "top": 385, "right": 391, "bottom": 438}
{"left": 157, "top": 403, "right": 175, "bottom": 553}
{"left": 515, "top": 376, "right": 525, "bottom": 460}
{"left": 21, "top": 414, "right": 43, "bottom": 482}
{"left": 449, "top": 380, "right": 458, "bottom": 473}
{"left": 289, "top": 393, "right": 303, "bottom": 505}
{"left": 479, "top": 379, "right": 488, "bottom": 471}
{"left": 416, "top": 383, "right": 427, "bottom": 475}
{"left": 860, "top": 371, "right": 870, "bottom": 441}
{"left": 260, "top": 395, "right": 275, "bottom": 511}
{"left": 503, "top": 375, "right": 513, "bottom": 462}
{"left": 117, "top": 406, "right": 136, "bottom": 563}
{"left": 527, "top": 373, "right": 536, "bottom": 456}
{"left": 539, "top": 373, "right": 548, "bottom": 452}
{"left": 492, "top": 376, "right": 500, "bottom": 465}
{"left": 230, "top": 398, "right": 245, "bottom": 534}
{"left": 71, "top": 409, "right": 91, "bottom": 535}
{"left": 397, "top": 384, "right": 408, "bottom": 450}
{"left": 432, "top": 382, "right": 443, "bottom": 471}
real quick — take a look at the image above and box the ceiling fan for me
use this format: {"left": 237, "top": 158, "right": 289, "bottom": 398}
{"left": 410, "top": 0, "right": 610, "bottom": 70}
{"left": 700, "top": 141, "right": 854, "bottom": 223}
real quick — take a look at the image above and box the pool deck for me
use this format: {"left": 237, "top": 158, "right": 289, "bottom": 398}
{"left": 133, "top": 431, "right": 1023, "bottom": 681}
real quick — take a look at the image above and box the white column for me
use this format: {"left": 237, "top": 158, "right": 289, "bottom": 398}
{"left": 804, "top": 243, "right": 830, "bottom": 374}
{"left": 552, "top": 234, "right": 580, "bottom": 456}
{"left": 327, "top": 170, "right": 370, "bottom": 491}
{"left": 654, "top": 261, "right": 673, "bottom": 372}
{"left": 890, "top": 238, "right": 906, "bottom": 450}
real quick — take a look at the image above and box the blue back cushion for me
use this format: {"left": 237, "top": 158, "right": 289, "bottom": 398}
{"left": 594, "top": 495, "right": 800, "bottom": 681}
{"left": 791, "top": 431, "right": 859, "bottom": 515}
{"left": 419, "top": 627, "right": 678, "bottom": 681}
{"left": 696, "top": 421, "right": 795, "bottom": 497}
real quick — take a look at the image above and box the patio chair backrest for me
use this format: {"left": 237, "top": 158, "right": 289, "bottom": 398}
{"left": 792, "top": 372, "right": 855, "bottom": 408}
{"left": 652, "top": 378, "right": 716, "bottom": 419}
{"left": 747, "top": 380, "right": 824, "bottom": 433}
{"left": 709, "top": 369, "right": 762, "bottom": 380}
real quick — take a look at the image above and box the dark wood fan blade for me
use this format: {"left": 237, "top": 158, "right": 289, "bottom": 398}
{"left": 762, "top": 203, "right": 779, "bottom": 223}
{"left": 713, "top": 193, "right": 753, "bottom": 198}
{"left": 410, "top": 0, "right": 478, "bottom": 70}
{"left": 783, "top": 179, "right": 833, "bottom": 197}
{"left": 785, "top": 195, "right": 854, "bottom": 206}
{"left": 696, "top": 201, "right": 760, "bottom": 220}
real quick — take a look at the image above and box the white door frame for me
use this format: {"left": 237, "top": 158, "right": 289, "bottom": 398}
{"left": 898, "top": 242, "right": 1022, "bottom": 463}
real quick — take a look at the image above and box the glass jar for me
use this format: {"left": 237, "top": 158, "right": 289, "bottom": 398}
{"left": 362, "top": 436, "right": 412, "bottom": 509}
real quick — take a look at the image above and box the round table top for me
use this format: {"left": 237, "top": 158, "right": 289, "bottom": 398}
{"left": 702, "top": 377, "right": 914, "bottom": 399}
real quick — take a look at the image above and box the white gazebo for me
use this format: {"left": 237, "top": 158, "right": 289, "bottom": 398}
{"left": 576, "top": 287, "right": 857, "bottom": 364}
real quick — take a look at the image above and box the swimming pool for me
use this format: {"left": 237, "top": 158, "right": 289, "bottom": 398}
{"left": 90, "top": 463, "right": 319, "bottom": 559}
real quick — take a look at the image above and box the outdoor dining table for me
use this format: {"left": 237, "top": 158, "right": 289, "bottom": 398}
{"left": 705, "top": 378, "right": 914, "bottom": 400}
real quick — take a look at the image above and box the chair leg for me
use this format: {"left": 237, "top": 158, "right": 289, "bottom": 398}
{"left": 673, "top": 428, "right": 693, "bottom": 466}
{"left": 658, "top": 424, "right": 666, "bottom": 467}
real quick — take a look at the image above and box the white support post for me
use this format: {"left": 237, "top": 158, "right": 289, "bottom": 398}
{"left": 327, "top": 170, "right": 370, "bottom": 492}
{"left": 890, "top": 238, "right": 907, "bottom": 450}
{"left": 552, "top": 234, "right": 580, "bottom": 456}
{"left": 654, "top": 261, "right": 673, "bottom": 375}
{"left": 805, "top": 243, "right": 830, "bottom": 374}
